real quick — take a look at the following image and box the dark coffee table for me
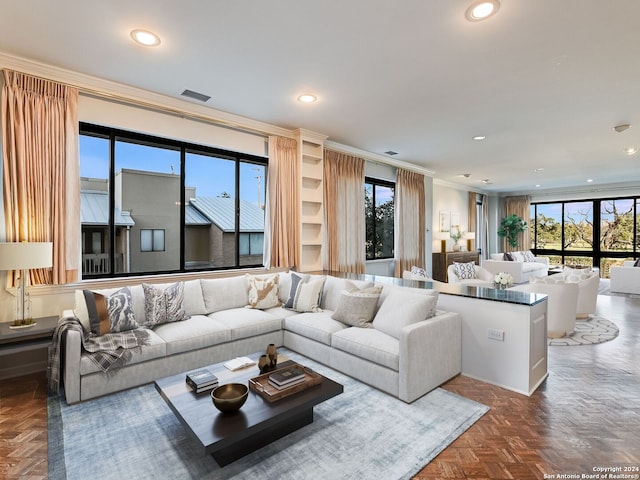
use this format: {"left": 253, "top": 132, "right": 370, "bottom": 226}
{"left": 154, "top": 353, "right": 343, "bottom": 466}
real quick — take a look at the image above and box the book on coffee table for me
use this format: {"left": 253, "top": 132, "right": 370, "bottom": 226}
{"left": 268, "top": 366, "right": 305, "bottom": 386}
{"left": 268, "top": 376, "right": 306, "bottom": 390}
{"left": 186, "top": 368, "right": 218, "bottom": 393}
{"left": 223, "top": 356, "right": 256, "bottom": 371}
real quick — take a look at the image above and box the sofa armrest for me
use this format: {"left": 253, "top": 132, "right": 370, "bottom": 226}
{"left": 398, "top": 311, "right": 461, "bottom": 403}
{"left": 60, "top": 310, "right": 82, "bottom": 404}
{"left": 534, "top": 257, "right": 549, "bottom": 266}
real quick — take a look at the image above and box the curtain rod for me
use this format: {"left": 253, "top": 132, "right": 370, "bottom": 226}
{"left": 79, "top": 89, "right": 272, "bottom": 140}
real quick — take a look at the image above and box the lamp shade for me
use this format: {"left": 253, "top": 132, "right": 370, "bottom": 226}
{"left": 0, "top": 242, "right": 53, "bottom": 270}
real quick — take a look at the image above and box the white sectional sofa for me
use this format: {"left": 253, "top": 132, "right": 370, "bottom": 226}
{"left": 59, "top": 271, "right": 461, "bottom": 404}
{"left": 483, "top": 253, "right": 549, "bottom": 284}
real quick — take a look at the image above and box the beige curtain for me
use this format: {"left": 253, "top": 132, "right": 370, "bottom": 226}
{"left": 503, "top": 195, "right": 531, "bottom": 252}
{"left": 468, "top": 192, "right": 477, "bottom": 232}
{"left": 323, "top": 150, "right": 365, "bottom": 273}
{"left": 264, "top": 135, "right": 299, "bottom": 269}
{"left": 394, "top": 169, "right": 425, "bottom": 277}
{"left": 2, "top": 69, "right": 79, "bottom": 285}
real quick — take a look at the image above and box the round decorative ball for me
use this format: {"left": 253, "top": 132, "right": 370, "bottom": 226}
{"left": 211, "top": 383, "right": 248, "bottom": 413}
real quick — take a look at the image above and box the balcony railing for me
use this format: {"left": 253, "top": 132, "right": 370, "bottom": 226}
{"left": 83, "top": 253, "right": 109, "bottom": 275}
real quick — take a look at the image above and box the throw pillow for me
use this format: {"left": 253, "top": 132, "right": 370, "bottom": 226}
{"left": 522, "top": 250, "right": 537, "bottom": 262}
{"left": 286, "top": 275, "right": 326, "bottom": 313}
{"left": 283, "top": 272, "right": 310, "bottom": 309}
{"left": 634, "top": 258, "right": 640, "bottom": 267}
{"left": 331, "top": 280, "right": 383, "bottom": 327}
{"left": 410, "top": 265, "right": 429, "bottom": 279}
{"left": 373, "top": 289, "right": 438, "bottom": 339}
{"left": 142, "top": 282, "right": 189, "bottom": 327}
{"left": 246, "top": 274, "right": 281, "bottom": 309}
{"left": 510, "top": 251, "right": 525, "bottom": 262}
{"left": 503, "top": 252, "right": 514, "bottom": 261}
{"left": 563, "top": 267, "right": 594, "bottom": 283}
{"left": 453, "top": 261, "right": 477, "bottom": 280}
{"left": 82, "top": 287, "right": 138, "bottom": 335}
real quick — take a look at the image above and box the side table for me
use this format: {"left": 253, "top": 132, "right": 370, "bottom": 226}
{"left": 0, "top": 315, "right": 59, "bottom": 380}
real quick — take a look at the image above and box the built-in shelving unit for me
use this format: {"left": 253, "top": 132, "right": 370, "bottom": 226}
{"left": 296, "top": 129, "right": 327, "bottom": 272}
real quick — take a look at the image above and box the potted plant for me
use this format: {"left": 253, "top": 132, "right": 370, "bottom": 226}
{"left": 497, "top": 214, "right": 527, "bottom": 249}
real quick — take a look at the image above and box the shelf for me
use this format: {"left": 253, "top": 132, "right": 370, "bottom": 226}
{"left": 301, "top": 201, "right": 322, "bottom": 221}
{"left": 302, "top": 141, "right": 322, "bottom": 160}
{"left": 301, "top": 223, "right": 322, "bottom": 244}
{"left": 300, "top": 245, "right": 322, "bottom": 272}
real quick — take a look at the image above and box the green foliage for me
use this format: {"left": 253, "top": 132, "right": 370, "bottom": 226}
{"left": 497, "top": 214, "right": 527, "bottom": 249}
{"left": 365, "top": 188, "right": 394, "bottom": 259}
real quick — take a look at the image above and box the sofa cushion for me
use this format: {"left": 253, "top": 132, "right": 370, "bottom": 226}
{"left": 79, "top": 328, "right": 167, "bottom": 375}
{"left": 74, "top": 285, "right": 146, "bottom": 333}
{"left": 331, "top": 281, "right": 382, "bottom": 328}
{"left": 201, "top": 276, "right": 249, "bottom": 313}
{"left": 150, "top": 279, "right": 205, "bottom": 317}
{"left": 373, "top": 289, "right": 437, "bottom": 339}
{"left": 453, "top": 262, "right": 477, "bottom": 280}
{"left": 321, "top": 276, "right": 374, "bottom": 311}
{"left": 82, "top": 287, "right": 138, "bottom": 334}
{"left": 521, "top": 262, "right": 546, "bottom": 273}
{"left": 142, "top": 282, "right": 189, "bottom": 327}
{"left": 331, "top": 327, "right": 399, "bottom": 371}
{"left": 153, "top": 315, "right": 231, "bottom": 355}
{"left": 246, "top": 274, "right": 281, "bottom": 309}
{"left": 285, "top": 275, "right": 326, "bottom": 313}
{"left": 284, "top": 311, "right": 348, "bottom": 345}
{"left": 522, "top": 250, "right": 537, "bottom": 262}
{"left": 378, "top": 285, "right": 439, "bottom": 318}
{"left": 283, "top": 272, "right": 309, "bottom": 309}
{"left": 209, "top": 308, "right": 282, "bottom": 340}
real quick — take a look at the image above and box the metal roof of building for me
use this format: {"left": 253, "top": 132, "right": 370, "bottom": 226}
{"left": 185, "top": 204, "right": 211, "bottom": 226}
{"left": 80, "top": 191, "right": 135, "bottom": 226}
{"left": 189, "top": 197, "right": 264, "bottom": 232}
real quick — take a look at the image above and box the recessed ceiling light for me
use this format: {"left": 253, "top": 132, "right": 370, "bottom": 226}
{"left": 472, "top": 135, "right": 486, "bottom": 141}
{"left": 586, "top": 179, "right": 594, "bottom": 183}
{"left": 534, "top": 168, "right": 544, "bottom": 172}
{"left": 535, "top": 184, "right": 541, "bottom": 188}
{"left": 297, "top": 94, "right": 317, "bottom": 103}
{"left": 481, "top": 179, "right": 491, "bottom": 184}
{"left": 624, "top": 146, "right": 638, "bottom": 155}
{"left": 130, "top": 29, "right": 161, "bottom": 46}
{"left": 465, "top": 0, "right": 500, "bottom": 21}
{"left": 614, "top": 124, "right": 631, "bottom": 133}
{"left": 384, "top": 150, "right": 398, "bottom": 156}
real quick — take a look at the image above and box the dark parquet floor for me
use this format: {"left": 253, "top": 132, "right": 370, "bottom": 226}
{"left": 1, "top": 293, "right": 638, "bottom": 479}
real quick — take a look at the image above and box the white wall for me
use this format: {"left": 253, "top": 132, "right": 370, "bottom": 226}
{"left": 432, "top": 182, "right": 470, "bottom": 253}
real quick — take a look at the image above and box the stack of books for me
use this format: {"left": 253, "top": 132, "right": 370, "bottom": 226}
{"left": 268, "top": 366, "right": 306, "bottom": 390}
{"left": 185, "top": 368, "right": 219, "bottom": 394}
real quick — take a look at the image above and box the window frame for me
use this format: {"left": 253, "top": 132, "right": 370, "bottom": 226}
{"left": 364, "top": 176, "right": 395, "bottom": 261}
{"left": 79, "top": 122, "right": 268, "bottom": 279}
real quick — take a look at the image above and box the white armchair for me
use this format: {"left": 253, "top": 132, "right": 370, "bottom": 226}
{"left": 563, "top": 268, "right": 599, "bottom": 318}
{"left": 447, "top": 264, "right": 494, "bottom": 287}
{"left": 510, "top": 278, "right": 579, "bottom": 338}
{"left": 610, "top": 261, "right": 640, "bottom": 295}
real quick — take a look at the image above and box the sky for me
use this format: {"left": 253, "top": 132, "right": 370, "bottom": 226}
{"left": 80, "top": 135, "right": 266, "bottom": 205}
{"left": 533, "top": 199, "right": 636, "bottom": 223}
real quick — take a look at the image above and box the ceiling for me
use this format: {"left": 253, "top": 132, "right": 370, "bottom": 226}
{"left": 1, "top": 0, "right": 639, "bottom": 194}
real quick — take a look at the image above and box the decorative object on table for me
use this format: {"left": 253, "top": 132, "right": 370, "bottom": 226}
{"left": 258, "top": 354, "right": 271, "bottom": 374}
{"left": 266, "top": 343, "right": 278, "bottom": 369}
{"left": 497, "top": 214, "right": 527, "bottom": 249}
{"left": 268, "top": 365, "right": 306, "bottom": 390}
{"left": 449, "top": 226, "right": 465, "bottom": 252}
{"left": 211, "top": 383, "right": 248, "bottom": 413}
{"left": 0, "top": 242, "right": 53, "bottom": 329}
{"left": 185, "top": 368, "right": 218, "bottom": 394}
{"left": 494, "top": 272, "right": 513, "bottom": 289}
{"left": 249, "top": 363, "right": 322, "bottom": 402}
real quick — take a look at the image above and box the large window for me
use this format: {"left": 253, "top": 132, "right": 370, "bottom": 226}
{"left": 531, "top": 196, "right": 640, "bottom": 278}
{"left": 365, "top": 178, "right": 395, "bottom": 260}
{"left": 80, "top": 123, "right": 267, "bottom": 278}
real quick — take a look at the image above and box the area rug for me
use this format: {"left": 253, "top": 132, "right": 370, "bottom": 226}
{"left": 48, "top": 350, "right": 488, "bottom": 480}
{"left": 548, "top": 316, "right": 619, "bottom": 346}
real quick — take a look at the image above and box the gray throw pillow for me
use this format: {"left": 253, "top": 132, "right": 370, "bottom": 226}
{"left": 142, "top": 282, "right": 189, "bottom": 327}
{"left": 331, "top": 281, "right": 383, "bottom": 328}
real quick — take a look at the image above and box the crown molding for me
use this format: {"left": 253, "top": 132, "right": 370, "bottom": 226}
{"left": 0, "top": 51, "right": 294, "bottom": 139}
{"left": 433, "top": 177, "right": 493, "bottom": 195}
{"left": 324, "top": 140, "right": 435, "bottom": 177}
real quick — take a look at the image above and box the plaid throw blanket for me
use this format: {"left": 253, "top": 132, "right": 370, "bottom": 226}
{"left": 48, "top": 315, "right": 151, "bottom": 393}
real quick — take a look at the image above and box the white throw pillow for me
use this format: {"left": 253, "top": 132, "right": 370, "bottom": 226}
{"left": 287, "top": 276, "right": 326, "bottom": 313}
{"left": 410, "top": 265, "right": 429, "bottom": 279}
{"left": 453, "top": 261, "right": 477, "bottom": 280}
{"left": 246, "top": 274, "right": 281, "bottom": 309}
{"left": 373, "top": 289, "right": 437, "bottom": 339}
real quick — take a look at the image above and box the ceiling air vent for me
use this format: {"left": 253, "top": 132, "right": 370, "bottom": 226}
{"left": 181, "top": 89, "right": 211, "bottom": 103}
{"left": 384, "top": 150, "right": 398, "bottom": 156}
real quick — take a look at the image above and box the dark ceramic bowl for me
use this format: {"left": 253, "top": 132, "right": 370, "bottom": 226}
{"left": 211, "top": 383, "right": 248, "bottom": 413}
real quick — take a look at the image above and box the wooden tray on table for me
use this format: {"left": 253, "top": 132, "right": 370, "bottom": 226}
{"left": 248, "top": 363, "right": 322, "bottom": 403}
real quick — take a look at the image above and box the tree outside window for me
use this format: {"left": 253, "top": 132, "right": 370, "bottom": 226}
{"left": 365, "top": 179, "right": 394, "bottom": 260}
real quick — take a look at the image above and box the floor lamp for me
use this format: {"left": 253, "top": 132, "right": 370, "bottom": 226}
{"left": 0, "top": 242, "right": 53, "bottom": 328}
